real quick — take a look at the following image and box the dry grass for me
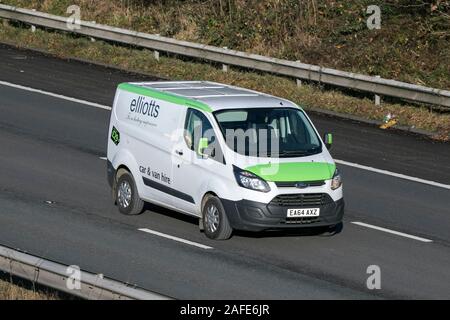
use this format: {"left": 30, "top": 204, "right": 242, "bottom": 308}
{"left": 0, "top": 20, "right": 449, "bottom": 140}
{"left": 2, "top": 0, "right": 449, "bottom": 89}
{"left": 0, "top": 278, "right": 59, "bottom": 300}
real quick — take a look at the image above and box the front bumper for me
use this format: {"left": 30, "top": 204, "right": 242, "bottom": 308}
{"left": 221, "top": 196, "right": 344, "bottom": 232}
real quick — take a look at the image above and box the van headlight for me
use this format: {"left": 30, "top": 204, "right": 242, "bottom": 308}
{"left": 331, "top": 168, "right": 342, "bottom": 190}
{"left": 233, "top": 166, "right": 271, "bottom": 193}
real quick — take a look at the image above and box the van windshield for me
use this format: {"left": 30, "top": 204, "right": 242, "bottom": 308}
{"left": 213, "top": 108, "right": 322, "bottom": 158}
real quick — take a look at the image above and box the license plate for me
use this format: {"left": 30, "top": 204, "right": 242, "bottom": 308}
{"left": 287, "top": 208, "right": 320, "bottom": 218}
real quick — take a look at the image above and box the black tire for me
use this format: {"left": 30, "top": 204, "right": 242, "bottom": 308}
{"left": 320, "top": 222, "right": 343, "bottom": 236}
{"left": 202, "top": 195, "right": 233, "bottom": 240}
{"left": 116, "top": 171, "right": 144, "bottom": 215}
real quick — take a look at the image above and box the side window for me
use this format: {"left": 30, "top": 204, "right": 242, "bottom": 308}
{"left": 184, "top": 109, "right": 225, "bottom": 164}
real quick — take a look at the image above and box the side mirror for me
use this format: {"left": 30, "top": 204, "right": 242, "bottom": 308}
{"left": 324, "top": 133, "right": 333, "bottom": 150}
{"left": 197, "top": 137, "right": 210, "bottom": 158}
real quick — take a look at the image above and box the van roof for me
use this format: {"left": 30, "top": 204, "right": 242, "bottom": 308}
{"left": 119, "top": 81, "right": 299, "bottom": 113}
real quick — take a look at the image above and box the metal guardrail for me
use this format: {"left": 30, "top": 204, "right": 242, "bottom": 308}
{"left": 0, "top": 4, "right": 449, "bottom": 108}
{"left": 0, "top": 245, "right": 171, "bottom": 300}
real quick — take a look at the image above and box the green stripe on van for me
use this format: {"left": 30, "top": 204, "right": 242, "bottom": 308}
{"left": 245, "top": 162, "right": 336, "bottom": 182}
{"left": 118, "top": 83, "right": 213, "bottom": 113}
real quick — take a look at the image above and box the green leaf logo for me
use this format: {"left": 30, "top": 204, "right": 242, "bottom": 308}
{"left": 111, "top": 126, "right": 120, "bottom": 145}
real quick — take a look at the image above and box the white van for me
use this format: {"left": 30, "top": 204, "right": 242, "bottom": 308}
{"left": 107, "top": 81, "right": 344, "bottom": 240}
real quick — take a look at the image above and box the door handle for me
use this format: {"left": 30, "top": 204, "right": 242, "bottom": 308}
{"left": 175, "top": 149, "right": 183, "bottom": 156}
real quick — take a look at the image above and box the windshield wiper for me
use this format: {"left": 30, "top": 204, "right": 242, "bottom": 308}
{"left": 306, "top": 146, "right": 322, "bottom": 153}
{"left": 278, "top": 147, "right": 321, "bottom": 157}
{"left": 278, "top": 150, "right": 309, "bottom": 157}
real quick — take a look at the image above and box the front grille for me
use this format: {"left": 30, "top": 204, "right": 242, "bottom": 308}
{"left": 270, "top": 193, "right": 333, "bottom": 207}
{"left": 284, "top": 217, "right": 321, "bottom": 224}
{"left": 275, "top": 180, "right": 325, "bottom": 188}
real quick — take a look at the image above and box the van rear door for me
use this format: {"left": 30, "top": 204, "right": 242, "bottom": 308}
{"left": 114, "top": 89, "right": 182, "bottom": 206}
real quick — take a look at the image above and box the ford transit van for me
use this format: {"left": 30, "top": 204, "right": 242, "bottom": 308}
{"left": 107, "top": 81, "right": 344, "bottom": 240}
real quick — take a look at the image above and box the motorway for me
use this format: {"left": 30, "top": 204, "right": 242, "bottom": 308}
{"left": 0, "top": 44, "right": 449, "bottom": 299}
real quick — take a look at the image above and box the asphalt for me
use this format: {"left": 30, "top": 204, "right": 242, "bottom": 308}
{"left": 0, "top": 43, "right": 449, "bottom": 299}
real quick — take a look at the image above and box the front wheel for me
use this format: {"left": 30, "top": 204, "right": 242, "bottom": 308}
{"left": 116, "top": 171, "right": 144, "bottom": 215}
{"left": 202, "top": 196, "right": 233, "bottom": 240}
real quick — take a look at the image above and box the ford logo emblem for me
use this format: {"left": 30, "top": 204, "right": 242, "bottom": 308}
{"left": 295, "top": 182, "right": 308, "bottom": 189}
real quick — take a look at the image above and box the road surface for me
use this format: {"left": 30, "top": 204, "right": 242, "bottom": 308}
{"left": 0, "top": 44, "right": 449, "bottom": 299}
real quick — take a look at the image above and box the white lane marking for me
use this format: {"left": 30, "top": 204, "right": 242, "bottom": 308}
{"left": 351, "top": 221, "right": 433, "bottom": 243}
{"left": 99, "top": 157, "right": 107, "bottom": 160}
{"left": 138, "top": 228, "right": 213, "bottom": 250}
{"left": 2, "top": 81, "right": 449, "bottom": 190}
{"left": 335, "top": 159, "right": 450, "bottom": 190}
{"left": 0, "top": 80, "right": 111, "bottom": 110}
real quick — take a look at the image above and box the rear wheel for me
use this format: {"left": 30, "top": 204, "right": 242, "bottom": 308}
{"left": 202, "top": 195, "right": 233, "bottom": 240}
{"left": 116, "top": 171, "right": 144, "bottom": 215}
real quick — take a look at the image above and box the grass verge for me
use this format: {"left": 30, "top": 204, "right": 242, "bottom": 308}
{"left": 0, "top": 276, "right": 59, "bottom": 300}
{"left": 3, "top": 0, "right": 450, "bottom": 89}
{"left": 0, "top": 20, "right": 449, "bottom": 140}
